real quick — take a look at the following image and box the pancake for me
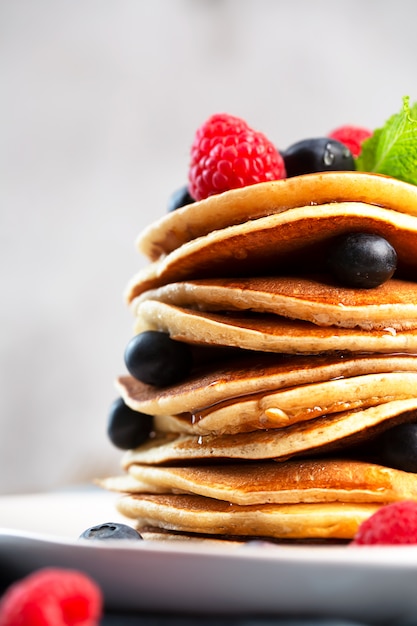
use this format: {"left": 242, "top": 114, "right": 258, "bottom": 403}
{"left": 122, "top": 398, "right": 417, "bottom": 465}
{"left": 116, "top": 493, "right": 380, "bottom": 540}
{"left": 134, "top": 300, "right": 417, "bottom": 355}
{"left": 116, "top": 353, "right": 417, "bottom": 419}
{"left": 96, "top": 473, "right": 164, "bottom": 494}
{"left": 146, "top": 372, "right": 417, "bottom": 435}
{"left": 125, "top": 201, "right": 417, "bottom": 301}
{"left": 137, "top": 172, "right": 417, "bottom": 260}
{"left": 131, "top": 276, "right": 417, "bottom": 331}
{"left": 138, "top": 529, "right": 244, "bottom": 544}
{"left": 101, "top": 459, "right": 417, "bottom": 505}
{"left": 137, "top": 528, "right": 345, "bottom": 544}
{"left": 108, "top": 168, "right": 417, "bottom": 543}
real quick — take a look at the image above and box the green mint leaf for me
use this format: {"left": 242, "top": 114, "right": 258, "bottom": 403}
{"left": 356, "top": 96, "right": 417, "bottom": 185}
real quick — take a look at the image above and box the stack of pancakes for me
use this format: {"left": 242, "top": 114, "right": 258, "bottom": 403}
{"left": 102, "top": 171, "right": 417, "bottom": 542}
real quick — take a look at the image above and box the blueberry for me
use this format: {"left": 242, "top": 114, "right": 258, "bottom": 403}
{"left": 79, "top": 522, "right": 142, "bottom": 541}
{"left": 167, "top": 185, "right": 195, "bottom": 212}
{"left": 374, "top": 423, "right": 417, "bottom": 473}
{"left": 107, "top": 397, "right": 153, "bottom": 449}
{"left": 124, "top": 331, "right": 193, "bottom": 387}
{"left": 283, "top": 137, "right": 355, "bottom": 177}
{"left": 327, "top": 233, "right": 397, "bottom": 288}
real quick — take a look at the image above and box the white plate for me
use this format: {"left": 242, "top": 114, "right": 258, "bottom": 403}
{"left": 1, "top": 489, "right": 417, "bottom": 621}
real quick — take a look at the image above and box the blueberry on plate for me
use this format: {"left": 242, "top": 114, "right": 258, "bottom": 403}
{"left": 107, "top": 397, "right": 153, "bottom": 450}
{"left": 327, "top": 232, "right": 397, "bottom": 288}
{"left": 167, "top": 184, "right": 195, "bottom": 212}
{"left": 283, "top": 137, "right": 355, "bottom": 177}
{"left": 79, "top": 522, "right": 142, "bottom": 541}
{"left": 124, "top": 330, "right": 193, "bottom": 387}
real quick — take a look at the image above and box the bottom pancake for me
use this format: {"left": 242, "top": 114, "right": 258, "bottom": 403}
{"left": 139, "top": 528, "right": 245, "bottom": 544}
{"left": 138, "top": 528, "right": 347, "bottom": 544}
{"left": 117, "top": 493, "right": 380, "bottom": 540}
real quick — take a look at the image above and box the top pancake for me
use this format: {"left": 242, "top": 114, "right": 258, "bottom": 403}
{"left": 125, "top": 201, "right": 417, "bottom": 302}
{"left": 137, "top": 172, "right": 417, "bottom": 260}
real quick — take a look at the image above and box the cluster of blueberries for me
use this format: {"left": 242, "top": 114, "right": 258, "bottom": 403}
{"left": 108, "top": 329, "right": 193, "bottom": 451}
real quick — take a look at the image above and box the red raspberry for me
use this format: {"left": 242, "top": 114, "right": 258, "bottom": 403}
{"left": 188, "top": 113, "right": 286, "bottom": 201}
{"left": 351, "top": 501, "right": 417, "bottom": 545}
{"left": 328, "top": 124, "right": 372, "bottom": 158}
{"left": 0, "top": 568, "right": 103, "bottom": 626}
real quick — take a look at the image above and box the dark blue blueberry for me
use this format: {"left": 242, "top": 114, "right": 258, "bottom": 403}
{"left": 79, "top": 522, "right": 142, "bottom": 541}
{"left": 283, "top": 137, "right": 355, "bottom": 177}
{"left": 107, "top": 397, "right": 153, "bottom": 449}
{"left": 375, "top": 422, "right": 417, "bottom": 473}
{"left": 124, "top": 331, "right": 193, "bottom": 387}
{"left": 327, "top": 232, "right": 397, "bottom": 288}
{"left": 167, "top": 185, "right": 195, "bottom": 212}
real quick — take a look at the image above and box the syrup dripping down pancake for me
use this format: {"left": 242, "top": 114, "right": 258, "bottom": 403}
{"left": 122, "top": 399, "right": 417, "bottom": 465}
{"left": 150, "top": 372, "right": 417, "bottom": 435}
{"left": 116, "top": 353, "right": 417, "bottom": 420}
{"left": 119, "top": 370, "right": 417, "bottom": 436}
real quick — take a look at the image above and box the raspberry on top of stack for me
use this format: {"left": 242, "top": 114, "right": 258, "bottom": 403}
{"left": 101, "top": 97, "right": 417, "bottom": 543}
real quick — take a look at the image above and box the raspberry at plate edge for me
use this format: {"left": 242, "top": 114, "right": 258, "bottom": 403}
{"left": 0, "top": 567, "right": 103, "bottom": 626}
{"left": 351, "top": 500, "right": 417, "bottom": 545}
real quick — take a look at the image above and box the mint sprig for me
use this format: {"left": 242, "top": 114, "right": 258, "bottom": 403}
{"left": 356, "top": 96, "right": 417, "bottom": 185}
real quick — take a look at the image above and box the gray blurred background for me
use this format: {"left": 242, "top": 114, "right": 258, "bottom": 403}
{"left": 1, "top": 0, "right": 416, "bottom": 494}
